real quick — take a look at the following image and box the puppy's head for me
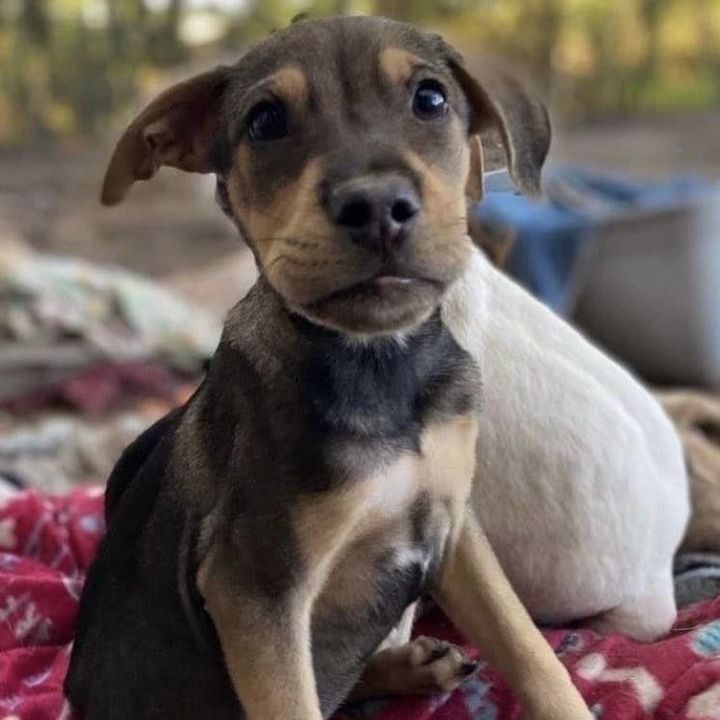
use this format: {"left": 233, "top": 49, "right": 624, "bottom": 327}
{"left": 102, "top": 16, "right": 550, "bottom": 336}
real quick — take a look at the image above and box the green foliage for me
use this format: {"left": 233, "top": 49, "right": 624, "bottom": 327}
{"left": 0, "top": 0, "right": 719, "bottom": 146}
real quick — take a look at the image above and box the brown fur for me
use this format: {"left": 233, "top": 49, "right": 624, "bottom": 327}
{"left": 198, "top": 550, "right": 322, "bottom": 720}
{"left": 101, "top": 68, "right": 230, "bottom": 204}
{"left": 227, "top": 157, "right": 348, "bottom": 305}
{"left": 351, "top": 635, "right": 476, "bottom": 699}
{"left": 271, "top": 65, "right": 311, "bottom": 109}
{"left": 380, "top": 47, "right": 426, "bottom": 85}
{"left": 657, "top": 390, "right": 720, "bottom": 553}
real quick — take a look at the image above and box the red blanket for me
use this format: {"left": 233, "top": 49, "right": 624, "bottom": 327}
{"left": 1, "top": 489, "right": 720, "bottom": 719}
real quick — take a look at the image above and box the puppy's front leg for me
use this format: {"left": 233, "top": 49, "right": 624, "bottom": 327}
{"left": 199, "top": 548, "right": 322, "bottom": 720}
{"left": 432, "top": 514, "right": 592, "bottom": 720}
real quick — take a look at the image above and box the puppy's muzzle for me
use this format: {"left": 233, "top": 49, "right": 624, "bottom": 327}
{"left": 326, "top": 173, "right": 420, "bottom": 250}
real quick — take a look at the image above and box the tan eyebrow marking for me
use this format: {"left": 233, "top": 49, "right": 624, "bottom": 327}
{"left": 268, "top": 65, "right": 309, "bottom": 109}
{"left": 380, "top": 47, "right": 427, "bottom": 85}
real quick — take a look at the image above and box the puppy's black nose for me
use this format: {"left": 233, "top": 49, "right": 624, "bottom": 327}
{"left": 328, "top": 175, "right": 420, "bottom": 246}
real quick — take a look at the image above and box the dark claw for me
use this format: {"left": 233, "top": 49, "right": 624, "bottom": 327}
{"left": 426, "top": 643, "right": 450, "bottom": 662}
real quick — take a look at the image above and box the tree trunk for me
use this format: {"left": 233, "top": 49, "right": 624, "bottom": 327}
{"left": 532, "top": 0, "right": 563, "bottom": 95}
{"left": 694, "top": 0, "right": 720, "bottom": 70}
{"left": 638, "top": 0, "right": 669, "bottom": 83}
{"left": 20, "top": 0, "right": 50, "bottom": 46}
{"left": 156, "top": 0, "right": 186, "bottom": 65}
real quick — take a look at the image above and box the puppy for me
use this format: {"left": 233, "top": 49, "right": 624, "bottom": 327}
{"left": 459, "top": 247, "right": 689, "bottom": 641}
{"left": 65, "top": 15, "right": 592, "bottom": 720}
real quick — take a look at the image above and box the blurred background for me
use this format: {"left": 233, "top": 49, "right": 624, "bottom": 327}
{"left": 1, "top": 0, "right": 719, "bottom": 493}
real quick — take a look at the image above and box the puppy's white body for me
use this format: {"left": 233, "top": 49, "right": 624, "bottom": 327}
{"left": 442, "top": 247, "right": 689, "bottom": 637}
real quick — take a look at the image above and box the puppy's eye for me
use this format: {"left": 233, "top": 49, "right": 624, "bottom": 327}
{"left": 413, "top": 80, "right": 448, "bottom": 121}
{"left": 246, "top": 101, "right": 288, "bottom": 142}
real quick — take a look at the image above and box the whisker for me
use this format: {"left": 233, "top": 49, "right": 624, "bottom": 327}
{"left": 259, "top": 235, "right": 370, "bottom": 260}
{"left": 435, "top": 193, "right": 468, "bottom": 213}
{"left": 274, "top": 254, "right": 354, "bottom": 269}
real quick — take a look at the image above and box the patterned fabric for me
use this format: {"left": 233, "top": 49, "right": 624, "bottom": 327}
{"left": 1, "top": 489, "right": 720, "bottom": 720}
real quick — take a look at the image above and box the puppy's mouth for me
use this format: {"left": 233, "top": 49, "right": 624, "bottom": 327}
{"left": 317, "top": 274, "right": 441, "bottom": 304}
{"left": 302, "top": 272, "right": 444, "bottom": 335}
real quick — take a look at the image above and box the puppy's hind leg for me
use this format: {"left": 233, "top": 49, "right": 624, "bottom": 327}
{"left": 585, "top": 571, "right": 677, "bottom": 642}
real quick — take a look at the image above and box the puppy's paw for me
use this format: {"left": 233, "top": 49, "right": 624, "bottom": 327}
{"left": 403, "top": 636, "right": 478, "bottom": 692}
{"left": 354, "top": 636, "right": 478, "bottom": 700}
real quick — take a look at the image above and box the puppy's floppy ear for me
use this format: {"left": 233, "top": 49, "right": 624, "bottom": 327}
{"left": 101, "top": 66, "right": 231, "bottom": 206}
{"left": 441, "top": 43, "right": 551, "bottom": 198}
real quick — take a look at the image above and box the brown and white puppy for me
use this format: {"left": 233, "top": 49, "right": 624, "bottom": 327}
{"left": 65, "top": 15, "right": 591, "bottom": 720}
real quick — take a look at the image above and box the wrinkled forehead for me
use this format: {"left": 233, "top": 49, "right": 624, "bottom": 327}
{"left": 224, "top": 16, "right": 450, "bottom": 108}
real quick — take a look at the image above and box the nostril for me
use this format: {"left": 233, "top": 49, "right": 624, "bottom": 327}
{"left": 391, "top": 198, "right": 419, "bottom": 225}
{"left": 337, "top": 199, "right": 373, "bottom": 229}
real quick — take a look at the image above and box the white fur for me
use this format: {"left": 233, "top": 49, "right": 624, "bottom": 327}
{"left": 441, "top": 246, "right": 689, "bottom": 631}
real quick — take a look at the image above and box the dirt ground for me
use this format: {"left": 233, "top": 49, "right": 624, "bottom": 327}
{"left": 553, "top": 111, "right": 720, "bottom": 179}
{"left": 2, "top": 109, "right": 720, "bottom": 316}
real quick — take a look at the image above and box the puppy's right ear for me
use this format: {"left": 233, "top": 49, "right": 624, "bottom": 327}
{"left": 101, "top": 67, "right": 230, "bottom": 206}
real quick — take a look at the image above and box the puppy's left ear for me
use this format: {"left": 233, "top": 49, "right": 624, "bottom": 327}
{"left": 441, "top": 43, "right": 551, "bottom": 199}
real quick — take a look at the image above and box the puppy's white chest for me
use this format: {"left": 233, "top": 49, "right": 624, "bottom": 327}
{"left": 361, "top": 453, "right": 422, "bottom": 518}
{"left": 335, "top": 413, "right": 480, "bottom": 521}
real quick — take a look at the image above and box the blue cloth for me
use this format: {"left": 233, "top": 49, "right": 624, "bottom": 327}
{"left": 476, "top": 191, "right": 592, "bottom": 315}
{"left": 473, "top": 167, "right": 712, "bottom": 316}
{"left": 551, "top": 167, "right": 708, "bottom": 211}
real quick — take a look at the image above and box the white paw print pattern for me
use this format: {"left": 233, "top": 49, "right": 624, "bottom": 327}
{"left": 687, "top": 682, "right": 720, "bottom": 719}
{"left": 576, "top": 653, "right": 664, "bottom": 713}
